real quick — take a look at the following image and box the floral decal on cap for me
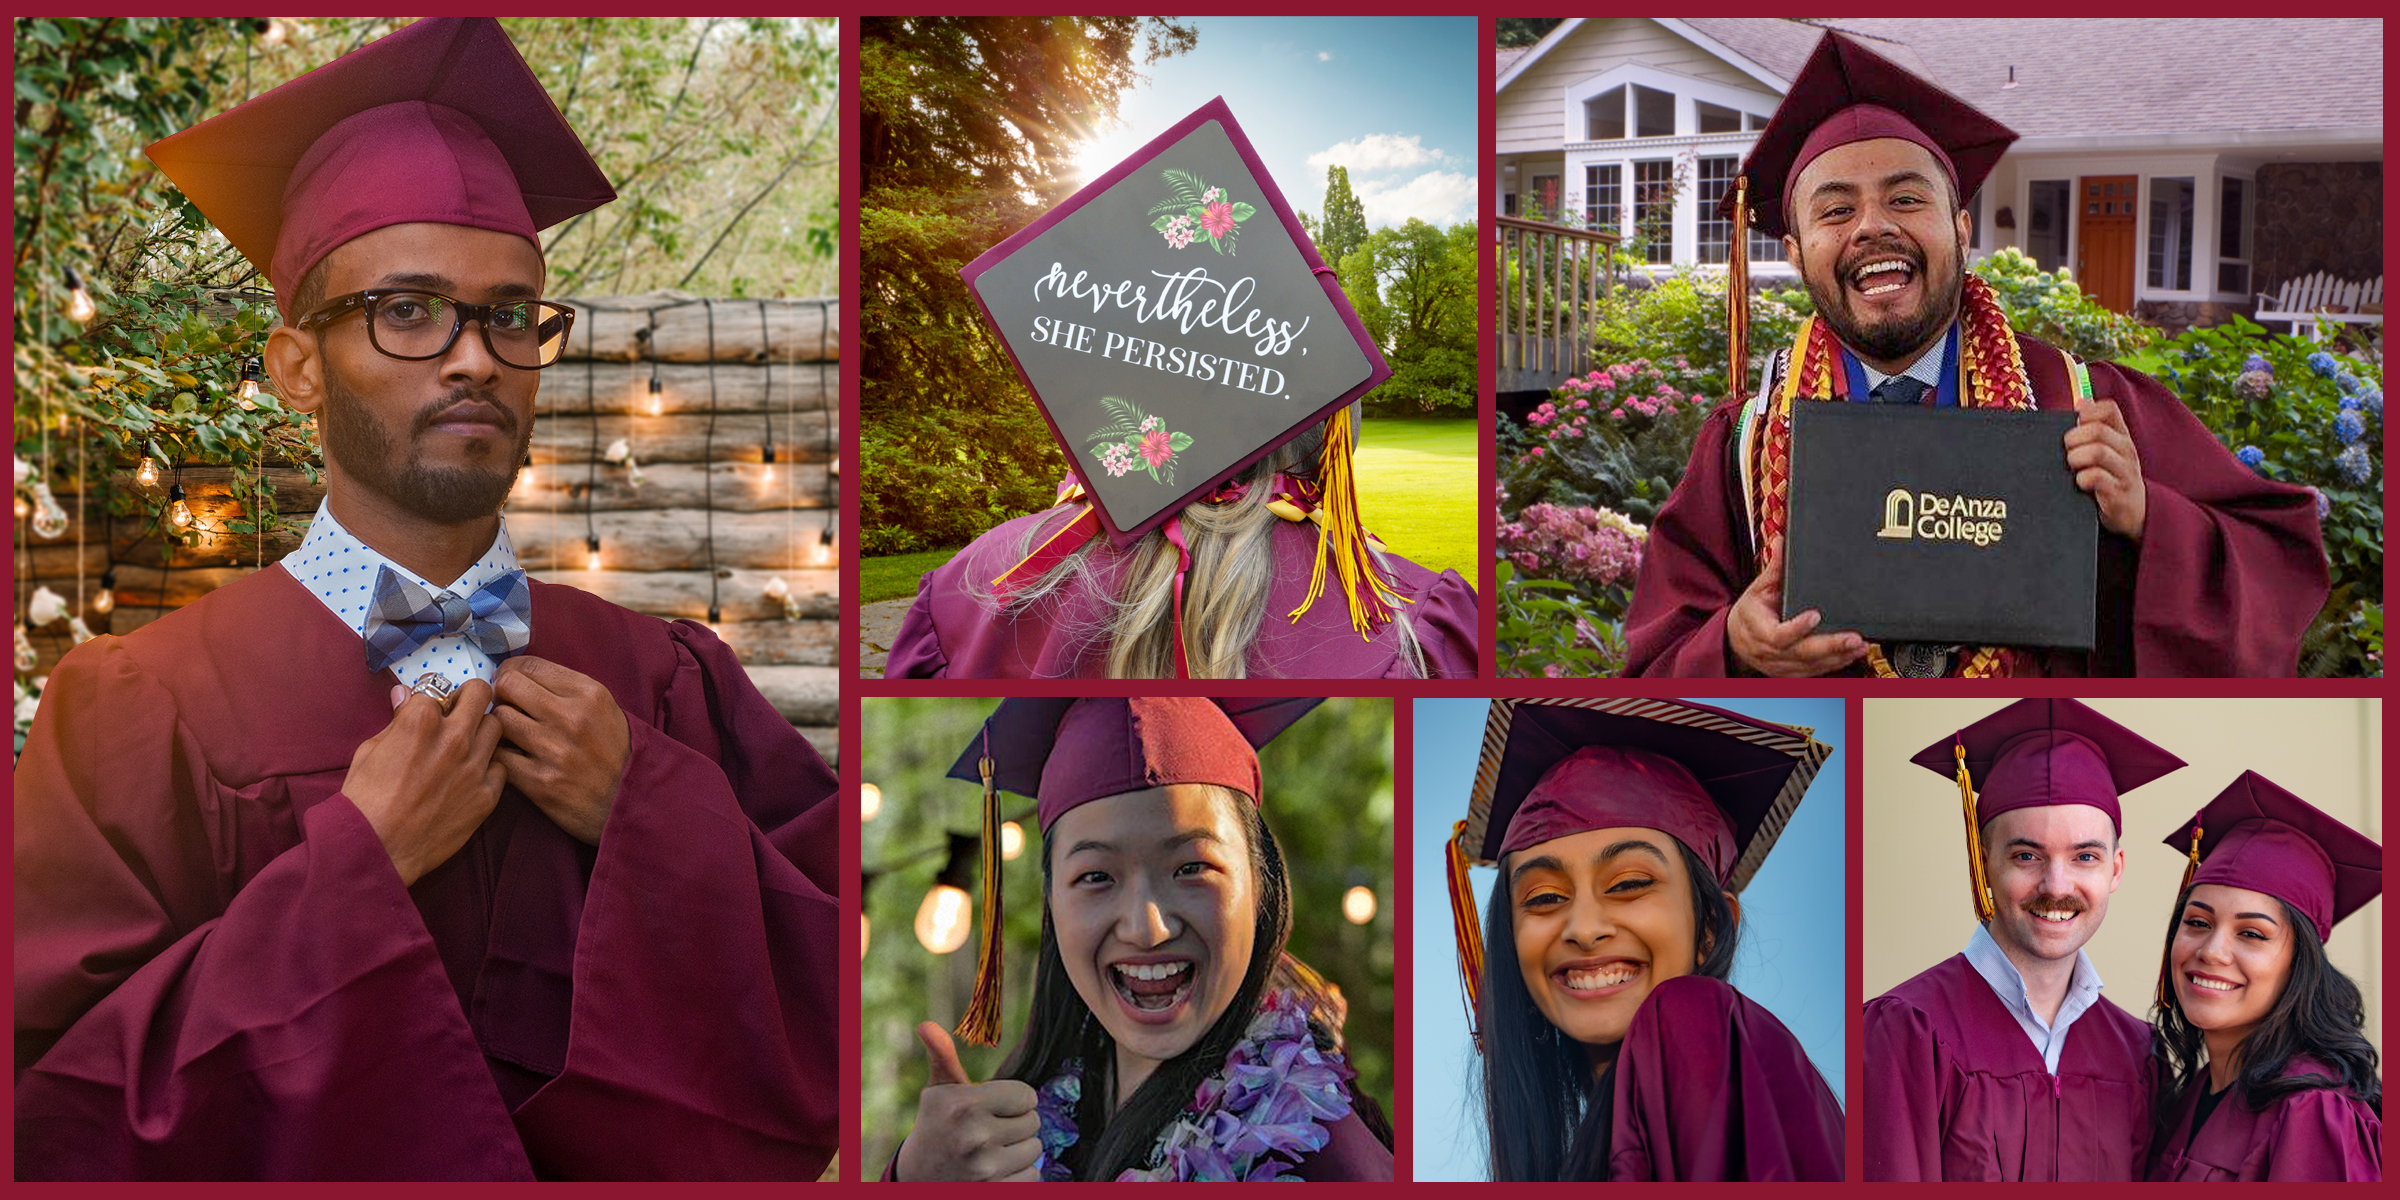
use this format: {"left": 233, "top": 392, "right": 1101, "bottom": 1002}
{"left": 1150, "top": 170, "right": 1254, "bottom": 255}
{"left": 1087, "top": 397, "right": 1192, "bottom": 484}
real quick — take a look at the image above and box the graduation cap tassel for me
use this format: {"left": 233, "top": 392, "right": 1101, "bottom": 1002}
{"left": 1726, "top": 176, "right": 1752, "bottom": 406}
{"left": 1288, "top": 407, "right": 1403, "bottom": 641}
{"left": 1957, "top": 738, "right": 1997, "bottom": 922}
{"left": 2157, "top": 822, "right": 2205, "bottom": 1007}
{"left": 1445, "top": 821, "right": 1487, "bottom": 1052}
{"left": 954, "top": 738, "right": 1005, "bottom": 1047}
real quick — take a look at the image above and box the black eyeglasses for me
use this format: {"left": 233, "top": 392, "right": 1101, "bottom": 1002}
{"left": 296, "top": 289, "right": 576, "bottom": 370}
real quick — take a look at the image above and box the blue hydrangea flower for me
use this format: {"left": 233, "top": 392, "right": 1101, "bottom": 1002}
{"left": 2335, "top": 410, "right": 2366, "bottom": 444}
{"left": 2340, "top": 394, "right": 2363, "bottom": 411}
{"left": 2364, "top": 390, "right": 2383, "bottom": 419}
{"left": 2236, "top": 369, "right": 2275, "bottom": 402}
{"left": 2307, "top": 351, "right": 2339, "bottom": 379}
{"left": 2306, "top": 485, "right": 2331, "bottom": 521}
{"left": 2235, "top": 444, "right": 2266, "bottom": 469}
{"left": 2336, "top": 443, "right": 2372, "bottom": 485}
{"left": 2338, "top": 371, "right": 2364, "bottom": 396}
{"left": 2241, "top": 354, "right": 2272, "bottom": 374}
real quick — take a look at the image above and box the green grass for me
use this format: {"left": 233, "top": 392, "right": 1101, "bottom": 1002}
{"left": 857, "top": 545, "right": 964, "bottom": 604}
{"left": 854, "top": 415, "right": 1481, "bottom": 600}
{"left": 1354, "top": 415, "right": 1478, "bottom": 580}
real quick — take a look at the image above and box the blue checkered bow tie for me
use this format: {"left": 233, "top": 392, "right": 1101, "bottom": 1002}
{"left": 362, "top": 565, "right": 533, "bottom": 673}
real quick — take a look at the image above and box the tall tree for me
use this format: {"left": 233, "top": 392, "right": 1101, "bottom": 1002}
{"left": 1316, "top": 164, "right": 1368, "bottom": 274}
{"left": 1340, "top": 219, "right": 1476, "bottom": 414}
{"left": 1496, "top": 18, "right": 1564, "bottom": 49}
{"left": 858, "top": 17, "right": 1196, "bottom": 554}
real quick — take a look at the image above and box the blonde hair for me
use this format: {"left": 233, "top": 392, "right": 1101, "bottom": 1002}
{"left": 979, "top": 442, "right": 1428, "bottom": 678}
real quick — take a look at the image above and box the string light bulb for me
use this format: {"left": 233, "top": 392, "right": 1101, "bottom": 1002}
{"left": 760, "top": 443, "right": 776, "bottom": 485}
{"left": 29, "top": 481, "right": 68, "bottom": 539}
{"left": 237, "top": 358, "right": 263, "bottom": 407}
{"left": 644, "top": 372, "right": 664, "bottom": 418}
{"left": 1343, "top": 885, "right": 1378, "bottom": 925}
{"left": 12, "top": 493, "right": 27, "bottom": 520}
{"left": 861, "top": 912, "right": 871, "bottom": 962}
{"left": 1000, "top": 821, "right": 1025, "bottom": 862}
{"left": 915, "top": 835, "right": 980, "bottom": 955}
{"left": 166, "top": 484, "right": 193, "bottom": 528}
{"left": 91, "top": 568, "right": 116, "bottom": 616}
{"left": 135, "top": 456, "right": 160, "bottom": 487}
{"left": 811, "top": 523, "right": 834, "bottom": 566}
{"left": 706, "top": 604, "right": 721, "bottom": 634}
{"left": 859, "top": 782, "right": 882, "bottom": 821}
{"left": 62, "top": 265, "right": 95, "bottom": 323}
{"left": 256, "top": 17, "right": 286, "bottom": 44}
{"left": 584, "top": 533, "right": 602, "bottom": 572}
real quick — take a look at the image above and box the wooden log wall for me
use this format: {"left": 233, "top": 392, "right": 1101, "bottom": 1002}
{"left": 14, "top": 291, "right": 840, "bottom": 761}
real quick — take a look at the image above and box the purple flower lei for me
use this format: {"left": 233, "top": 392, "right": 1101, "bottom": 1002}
{"left": 1032, "top": 990, "right": 1357, "bottom": 1182}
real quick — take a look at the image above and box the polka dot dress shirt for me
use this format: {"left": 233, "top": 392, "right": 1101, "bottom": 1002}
{"left": 281, "top": 499, "right": 524, "bottom": 689}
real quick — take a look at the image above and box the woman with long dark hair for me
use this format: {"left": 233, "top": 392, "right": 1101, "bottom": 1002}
{"left": 2147, "top": 771, "right": 2382, "bottom": 1181}
{"left": 1446, "top": 698, "right": 1845, "bottom": 1181}
{"left": 890, "top": 697, "right": 1393, "bottom": 1181}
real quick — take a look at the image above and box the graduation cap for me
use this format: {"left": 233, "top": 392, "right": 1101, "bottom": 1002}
{"left": 962, "top": 98, "right": 1400, "bottom": 674}
{"left": 1714, "top": 30, "right": 2019, "bottom": 406}
{"left": 144, "top": 17, "right": 615, "bottom": 324}
{"left": 1446, "top": 698, "right": 1832, "bottom": 1049}
{"left": 2162, "top": 770, "right": 2379, "bottom": 944}
{"left": 1910, "top": 698, "right": 2185, "bottom": 923}
{"left": 939, "top": 695, "right": 1323, "bottom": 1045}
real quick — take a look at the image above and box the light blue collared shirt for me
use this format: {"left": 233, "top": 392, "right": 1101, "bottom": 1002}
{"left": 281, "top": 499, "right": 522, "bottom": 689}
{"left": 1962, "top": 922, "right": 2106, "bottom": 1075}
{"left": 1858, "top": 330, "right": 1950, "bottom": 395}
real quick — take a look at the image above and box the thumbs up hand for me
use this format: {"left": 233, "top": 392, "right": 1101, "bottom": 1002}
{"left": 895, "top": 1022, "right": 1046, "bottom": 1182}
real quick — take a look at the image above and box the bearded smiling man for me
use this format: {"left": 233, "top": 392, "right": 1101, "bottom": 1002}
{"left": 1864, "top": 699, "right": 2182, "bottom": 1181}
{"left": 14, "top": 20, "right": 837, "bottom": 1179}
{"left": 1622, "top": 31, "right": 2327, "bottom": 678}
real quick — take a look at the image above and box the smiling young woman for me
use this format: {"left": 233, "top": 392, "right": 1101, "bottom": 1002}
{"left": 1447, "top": 699, "right": 1843, "bottom": 1181}
{"left": 888, "top": 697, "right": 1393, "bottom": 1183}
{"left": 2147, "top": 771, "right": 2382, "bottom": 1182}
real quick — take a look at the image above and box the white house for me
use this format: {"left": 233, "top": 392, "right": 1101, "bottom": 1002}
{"left": 1495, "top": 18, "right": 2384, "bottom": 326}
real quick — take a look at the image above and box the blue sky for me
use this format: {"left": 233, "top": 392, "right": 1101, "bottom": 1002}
{"left": 1071, "top": 17, "right": 1477, "bottom": 230}
{"left": 1410, "top": 697, "right": 1849, "bottom": 1182}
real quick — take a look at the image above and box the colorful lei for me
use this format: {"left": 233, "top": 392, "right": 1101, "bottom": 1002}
{"left": 1034, "top": 989, "right": 1358, "bottom": 1182}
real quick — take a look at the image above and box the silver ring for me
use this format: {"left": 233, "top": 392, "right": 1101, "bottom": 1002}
{"left": 409, "top": 671, "right": 459, "bottom": 713}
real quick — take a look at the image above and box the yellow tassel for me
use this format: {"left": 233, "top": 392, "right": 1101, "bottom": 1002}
{"left": 1446, "top": 821, "right": 1487, "bottom": 1053}
{"left": 1958, "top": 740, "right": 1996, "bottom": 922}
{"left": 954, "top": 753, "right": 1005, "bottom": 1046}
{"left": 1288, "top": 407, "right": 1403, "bottom": 640}
{"left": 2157, "top": 823, "right": 2205, "bottom": 1007}
{"left": 1727, "top": 175, "right": 1751, "bottom": 407}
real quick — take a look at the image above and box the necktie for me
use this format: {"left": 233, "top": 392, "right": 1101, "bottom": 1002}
{"left": 362, "top": 564, "right": 533, "bottom": 673}
{"left": 1873, "top": 375, "right": 1929, "bottom": 405}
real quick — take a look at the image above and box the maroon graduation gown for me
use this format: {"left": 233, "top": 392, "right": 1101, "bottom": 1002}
{"left": 14, "top": 567, "right": 840, "bottom": 1179}
{"left": 885, "top": 509, "right": 1478, "bottom": 678}
{"left": 1623, "top": 332, "right": 2329, "bottom": 677}
{"left": 1862, "top": 953, "right": 2154, "bottom": 1181}
{"left": 2147, "top": 1056, "right": 2382, "bottom": 1182}
{"left": 1608, "top": 974, "right": 1845, "bottom": 1181}
{"left": 882, "top": 1092, "right": 1393, "bottom": 1180}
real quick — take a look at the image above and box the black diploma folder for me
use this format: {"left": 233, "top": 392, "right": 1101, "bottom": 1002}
{"left": 1782, "top": 401, "right": 2097, "bottom": 650}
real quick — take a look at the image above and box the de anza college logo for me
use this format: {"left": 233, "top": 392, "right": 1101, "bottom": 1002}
{"left": 1878, "top": 488, "right": 2009, "bottom": 548}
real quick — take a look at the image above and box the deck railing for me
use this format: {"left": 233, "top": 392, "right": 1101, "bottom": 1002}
{"left": 1494, "top": 216, "right": 1619, "bottom": 392}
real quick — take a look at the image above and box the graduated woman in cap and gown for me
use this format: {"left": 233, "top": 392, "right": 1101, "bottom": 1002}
{"left": 2147, "top": 771, "right": 2382, "bottom": 1181}
{"left": 1444, "top": 698, "right": 1844, "bottom": 1181}
{"left": 890, "top": 697, "right": 1394, "bottom": 1181}
{"left": 1865, "top": 698, "right": 2180, "bottom": 1181}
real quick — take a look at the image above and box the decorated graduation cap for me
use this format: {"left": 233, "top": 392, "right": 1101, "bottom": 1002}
{"left": 144, "top": 17, "right": 615, "bottom": 324}
{"left": 940, "top": 695, "right": 1323, "bottom": 1044}
{"left": 2162, "top": 770, "right": 2380, "bottom": 944}
{"left": 962, "top": 97, "right": 1400, "bottom": 675}
{"left": 1713, "top": 30, "right": 2019, "bottom": 406}
{"left": 1445, "top": 698, "right": 1832, "bottom": 1048}
{"left": 1910, "top": 698, "right": 2185, "bottom": 923}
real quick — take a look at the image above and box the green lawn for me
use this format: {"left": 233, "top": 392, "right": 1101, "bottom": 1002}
{"left": 1354, "top": 415, "right": 1477, "bottom": 580}
{"left": 854, "top": 415, "right": 1480, "bottom": 600}
{"left": 857, "top": 545, "right": 963, "bottom": 604}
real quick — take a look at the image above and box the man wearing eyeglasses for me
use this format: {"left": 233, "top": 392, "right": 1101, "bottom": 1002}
{"left": 14, "top": 19, "right": 836, "bottom": 1181}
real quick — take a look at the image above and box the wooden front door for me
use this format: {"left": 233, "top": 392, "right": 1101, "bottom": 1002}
{"left": 2076, "top": 175, "right": 2137, "bottom": 313}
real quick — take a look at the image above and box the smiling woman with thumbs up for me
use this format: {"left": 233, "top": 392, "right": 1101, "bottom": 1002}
{"left": 887, "top": 697, "right": 1394, "bottom": 1182}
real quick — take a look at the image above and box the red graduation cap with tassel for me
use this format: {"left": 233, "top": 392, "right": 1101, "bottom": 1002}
{"left": 961, "top": 98, "right": 1399, "bottom": 677}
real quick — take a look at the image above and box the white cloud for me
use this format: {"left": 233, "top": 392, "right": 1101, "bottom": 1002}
{"left": 1307, "top": 133, "right": 1444, "bottom": 174}
{"left": 1354, "top": 170, "right": 1478, "bottom": 227}
{"left": 1316, "top": 50, "right": 1333, "bottom": 62}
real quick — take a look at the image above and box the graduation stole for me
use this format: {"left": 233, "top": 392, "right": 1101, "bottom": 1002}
{"left": 988, "top": 409, "right": 1406, "bottom": 678}
{"left": 1748, "top": 273, "right": 2032, "bottom": 679}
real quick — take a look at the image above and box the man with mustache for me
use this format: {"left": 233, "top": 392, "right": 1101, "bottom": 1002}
{"left": 1864, "top": 698, "right": 2183, "bottom": 1180}
{"left": 1622, "top": 31, "right": 2326, "bottom": 677}
{"left": 14, "top": 20, "right": 837, "bottom": 1179}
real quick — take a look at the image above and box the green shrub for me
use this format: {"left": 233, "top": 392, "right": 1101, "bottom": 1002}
{"left": 1494, "top": 561, "right": 1626, "bottom": 678}
{"left": 1969, "top": 248, "right": 2158, "bottom": 363}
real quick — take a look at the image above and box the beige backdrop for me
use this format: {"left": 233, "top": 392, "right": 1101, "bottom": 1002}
{"left": 1863, "top": 697, "right": 2380, "bottom": 1055}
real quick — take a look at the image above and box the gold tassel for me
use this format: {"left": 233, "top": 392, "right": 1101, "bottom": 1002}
{"left": 2157, "top": 823, "right": 2205, "bottom": 1007}
{"left": 1288, "top": 407, "right": 1405, "bottom": 640}
{"left": 954, "top": 752, "right": 1005, "bottom": 1046}
{"left": 1446, "top": 821, "right": 1487, "bottom": 1053}
{"left": 1957, "top": 740, "right": 1996, "bottom": 922}
{"left": 1727, "top": 175, "right": 1752, "bottom": 406}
